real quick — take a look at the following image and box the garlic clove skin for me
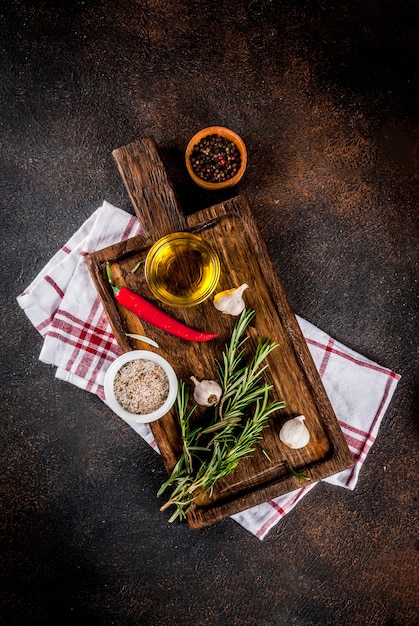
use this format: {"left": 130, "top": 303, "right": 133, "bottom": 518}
{"left": 279, "top": 415, "right": 310, "bottom": 449}
{"left": 190, "top": 376, "right": 222, "bottom": 407}
{"left": 213, "top": 283, "right": 249, "bottom": 316}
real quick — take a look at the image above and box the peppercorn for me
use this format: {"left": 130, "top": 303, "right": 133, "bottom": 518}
{"left": 189, "top": 134, "right": 242, "bottom": 183}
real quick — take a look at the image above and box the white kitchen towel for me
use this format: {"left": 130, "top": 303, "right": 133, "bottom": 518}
{"left": 17, "top": 201, "right": 400, "bottom": 539}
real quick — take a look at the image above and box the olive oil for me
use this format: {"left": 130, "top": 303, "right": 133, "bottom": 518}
{"left": 145, "top": 233, "right": 220, "bottom": 307}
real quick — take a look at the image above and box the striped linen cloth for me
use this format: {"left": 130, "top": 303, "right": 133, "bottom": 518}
{"left": 17, "top": 201, "right": 400, "bottom": 539}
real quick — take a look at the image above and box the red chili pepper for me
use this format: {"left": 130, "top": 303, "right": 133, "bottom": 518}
{"left": 106, "top": 264, "right": 218, "bottom": 343}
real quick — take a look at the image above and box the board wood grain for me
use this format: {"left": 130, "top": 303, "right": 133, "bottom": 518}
{"left": 85, "top": 137, "right": 354, "bottom": 529}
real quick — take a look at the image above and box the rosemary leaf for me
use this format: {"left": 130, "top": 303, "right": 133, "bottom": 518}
{"left": 286, "top": 460, "right": 311, "bottom": 481}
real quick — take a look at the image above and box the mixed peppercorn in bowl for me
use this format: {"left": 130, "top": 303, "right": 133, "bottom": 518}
{"left": 185, "top": 126, "right": 247, "bottom": 190}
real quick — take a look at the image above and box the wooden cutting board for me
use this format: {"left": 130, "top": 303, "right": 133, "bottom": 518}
{"left": 85, "top": 137, "right": 354, "bottom": 529}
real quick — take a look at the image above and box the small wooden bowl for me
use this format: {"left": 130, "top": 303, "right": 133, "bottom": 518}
{"left": 185, "top": 126, "right": 247, "bottom": 190}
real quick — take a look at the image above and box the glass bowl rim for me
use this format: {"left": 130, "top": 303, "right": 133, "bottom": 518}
{"left": 144, "top": 231, "right": 221, "bottom": 307}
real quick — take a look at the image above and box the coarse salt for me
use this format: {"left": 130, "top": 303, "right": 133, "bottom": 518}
{"left": 113, "top": 358, "right": 169, "bottom": 414}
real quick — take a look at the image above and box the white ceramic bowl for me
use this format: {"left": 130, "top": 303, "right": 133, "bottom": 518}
{"left": 104, "top": 350, "right": 178, "bottom": 424}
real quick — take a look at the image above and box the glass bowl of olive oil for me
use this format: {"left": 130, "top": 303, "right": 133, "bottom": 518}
{"left": 144, "top": 232, "right": 220, "bottom": 307}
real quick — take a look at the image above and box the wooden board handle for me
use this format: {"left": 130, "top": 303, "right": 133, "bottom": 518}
{"left": 113, "top": 137, "right": 187, "bottom": 238}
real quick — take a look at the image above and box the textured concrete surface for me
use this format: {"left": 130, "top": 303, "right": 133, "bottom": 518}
{"left": 1, "top": 1, "right": 418, "bottom": 625}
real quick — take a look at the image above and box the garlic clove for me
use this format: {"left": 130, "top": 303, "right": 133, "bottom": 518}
{"left": 213, "top": 283, "right": 249, "bottom": 316}
{"left": 190, "top": 376, "right": 222, "bottom": 407}
{"left": 279, "top": 415, "right": 310, "bottom": 449}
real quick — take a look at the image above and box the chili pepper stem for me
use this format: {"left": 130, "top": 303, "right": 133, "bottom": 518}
{"left": 106, "top": 262, "right": 122, "bottom": 296}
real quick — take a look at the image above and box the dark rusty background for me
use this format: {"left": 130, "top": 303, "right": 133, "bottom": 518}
{"left": 1, "top": 1, "right": 418, "bottom": 625}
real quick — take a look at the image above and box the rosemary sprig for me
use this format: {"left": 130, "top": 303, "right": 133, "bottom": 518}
{"left": 157, "top": 308, "right": 285, "bottom": 523}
